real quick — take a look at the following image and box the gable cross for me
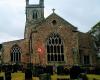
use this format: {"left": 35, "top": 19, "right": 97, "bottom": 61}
{"left": 52, "top": 8, "right": 55, "bottom": 13}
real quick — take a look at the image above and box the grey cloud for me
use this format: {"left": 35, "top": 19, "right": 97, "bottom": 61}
{"left": 0, "top": 0, "right": 100, "bottom": 43}
{"left": 48, "top": 0, "right": 100, "bottom": 32}
{"left": 0, "top": 0, "right": 25, "bottom": 39}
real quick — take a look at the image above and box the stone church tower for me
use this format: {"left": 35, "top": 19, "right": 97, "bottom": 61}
{"left": 25, "top": 0, "right": 44, "bottom": 39}
{"left": 1, "top": 0, "right": 97, "bottom": 67}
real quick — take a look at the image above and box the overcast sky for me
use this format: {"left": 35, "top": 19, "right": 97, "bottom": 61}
{"left": 0, "top": 0, "right": 100, "bottom": 43}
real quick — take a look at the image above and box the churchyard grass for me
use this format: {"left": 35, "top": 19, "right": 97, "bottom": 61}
{"left": 87, "top": 74, "right": 100, "bottom": 80}
{"left": 12, "top": 72, "right": 39, "bottom": 80}
{"left": 51, "top": 74, "right": 70, "bottom": 80}
{"left": 0, "top": 72, "right": 100, "bottom": 80}
{"left": 0, "top": 72, "right": 4, "bottom": 77}
{"left": 0, "top": 71, "right": 39, "bottom": 80}
{"left": 11, "top": 71, "right": 24, "bottom": 80}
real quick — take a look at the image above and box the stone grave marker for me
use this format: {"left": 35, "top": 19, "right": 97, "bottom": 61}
{"left": 4, "top": 71, "right": 11, "bottom": 80}
{"left": 25, "top": 69, "right": 32, "bottom": 80}
{"left": 70, "top": 65, "right": 81, "bottom": 79}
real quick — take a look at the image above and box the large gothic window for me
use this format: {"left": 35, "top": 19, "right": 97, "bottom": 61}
{"left": 11, "top": 44, "right": 21, "bottom": 63}
{"left": 47, "top": 33, "right": 64, "bottom": 62}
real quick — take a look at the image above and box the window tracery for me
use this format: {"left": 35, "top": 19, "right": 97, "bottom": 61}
{"left": 11, "top": 44, "right": 21, "bottom": 63}
{"left": 47, "top": 33, "right": 64, "bottom": 62}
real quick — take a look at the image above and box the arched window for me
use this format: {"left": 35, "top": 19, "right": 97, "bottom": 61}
{"left": 47, "top": 33, "right": 64, "bottom": 62}
{"left": 11, "top": 44, "right": 21, "bottom": 63}
{"left": 33, "top": 10, "right": 38, "bottom": 19}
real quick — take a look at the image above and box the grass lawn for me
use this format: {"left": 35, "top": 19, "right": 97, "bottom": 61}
{"left": 87, "top": 74, "right": 100, "bottom": 80}
{"left": 0, "top": 72, "right": 39, "bottom": 80}
{"left": 0, "top": 72, "right": 4, "bottom": 77}
{"left": 51, "top": 74, "right": 100, "bottom": 80}
{"left": 51, "top": 74, "right": 70, "bottom": 80}
{"left": 0, "top": 72, "right": 100, "bottom": 80}
{"left": 12, "top": 72, "right": 39, "bottom": 80}
{"left": 11, "top": 72, "right": 25, "bottom": 80}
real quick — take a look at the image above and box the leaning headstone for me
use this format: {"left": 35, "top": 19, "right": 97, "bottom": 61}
{"left": 4, "top": 71, "right": 11, "bottom": 80}
{"left": 70, "top": 65, "right": 81, "bottom": 79}
{"left": 25, "top": 69, "right": 32, "bottom": 80}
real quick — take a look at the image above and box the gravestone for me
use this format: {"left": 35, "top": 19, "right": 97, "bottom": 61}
{"left": 57, "top": 66, "right": 64, "bottom": 75}
{"left": 1, "top": 65, "right": 5, "bottom": 72}
{"left": 3, "top": 65, "right": 7, "bottom": 72}
{"left": 33, "top": 65, "right": 48, "bottom": 77}
{"left": 7, "top": 65, "right": 12, "bottom": 72}
{"left": 79, "top": 73, "right": 88, "bottom": 80}
{"left": 12, "top": 64, "right": 18, "bottom": 73}
{"left": 3, "top": 65, "right": 12, "bottom": 72}
{"left": 25, "top": 69, "right": 32, "bottom": 80}
{"left": 0, "top": 64, "right": 2, "bottom": 72}
{"left": 70, "top": 66, "right": 81, "bottom": 79}
{"left": 4, "top": 71, "right": 11, "bottom": 80}
{"left": 0, "top": 77, "right": 4, "bottom": 80}
{"left": 45, "top": 66, "right": 53, "bottom": 75}
{"left": 32, "top": 65, "right": 40, "bottom": 77}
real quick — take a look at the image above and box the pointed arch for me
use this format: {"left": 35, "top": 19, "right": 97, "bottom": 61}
{"left": 33, "top": 10, "right": 38, "bottom": 19}
{"left": 46, "top": 33, "right": 64, "bottom": 62}
{"left": 10, "top": 44, "right": 21, "bottom": 63}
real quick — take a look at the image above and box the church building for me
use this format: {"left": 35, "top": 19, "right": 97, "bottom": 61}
{"left": 1, "top": 0, "right": 98, "bottom": 67}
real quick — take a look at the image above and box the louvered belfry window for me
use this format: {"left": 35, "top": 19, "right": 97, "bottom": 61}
{"left": 47, "top": 33, "right": 64, "bottom": 62}
{"left": 33, "top": 10, "right": 38, "bottom": 19}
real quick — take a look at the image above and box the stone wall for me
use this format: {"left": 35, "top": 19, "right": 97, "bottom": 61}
{"left": 2, "top": 39, "right": 29, "bottom": 64}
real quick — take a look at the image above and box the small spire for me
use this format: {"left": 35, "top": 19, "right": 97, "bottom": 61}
{"left": 52, "top": 8, "right": 55, "bottom": 13}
